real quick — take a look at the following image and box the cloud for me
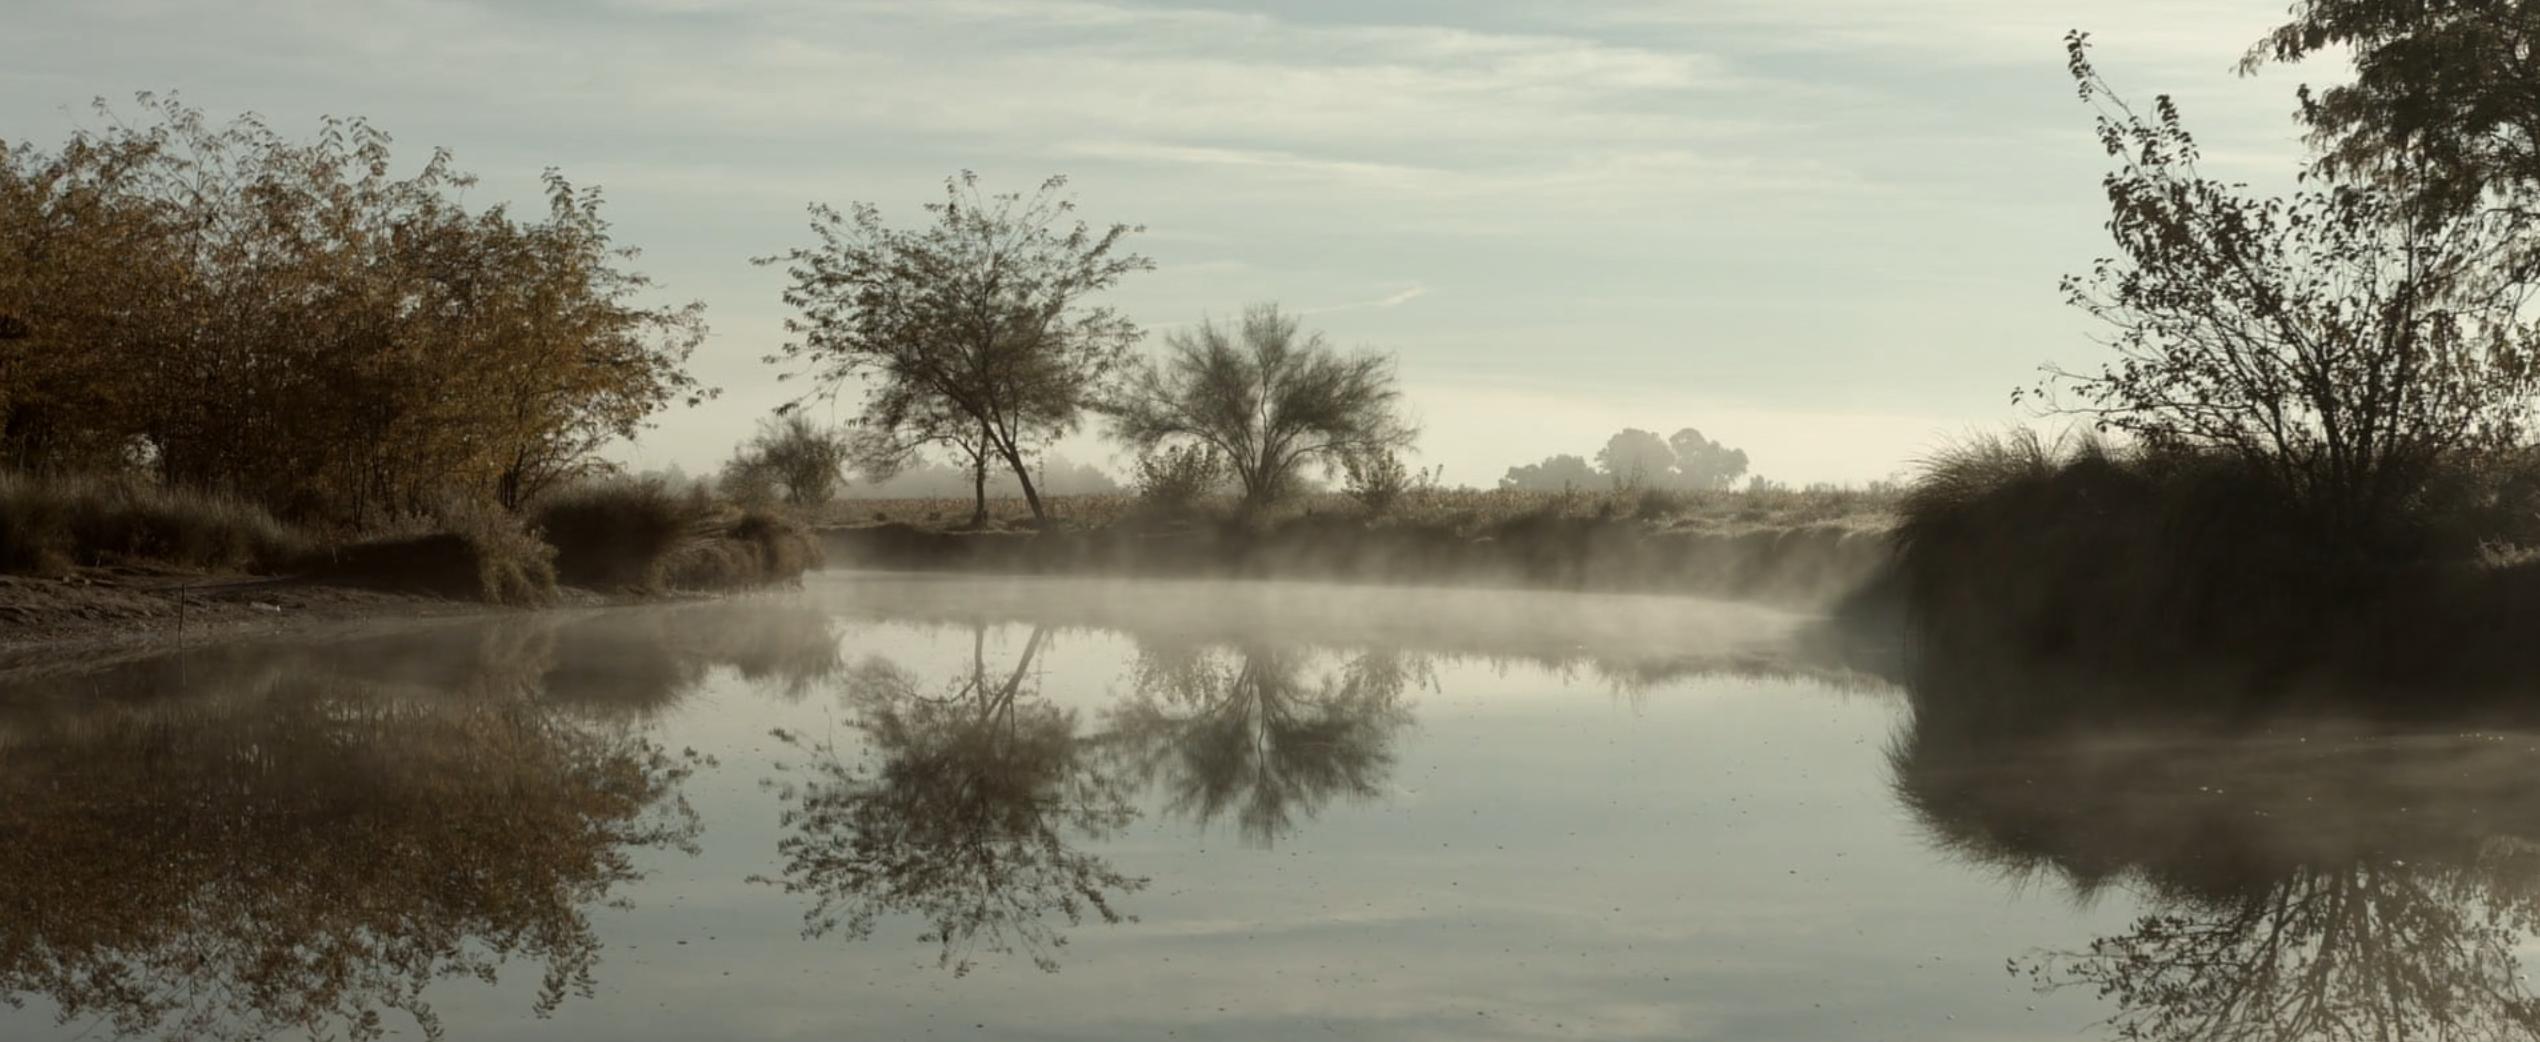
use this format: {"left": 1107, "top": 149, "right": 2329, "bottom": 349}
{"left": 1303, "top": 284, "right": 1430, "bottom": 315}
{"left": 4, "top": 0, "right": 2320, "bottom": 481}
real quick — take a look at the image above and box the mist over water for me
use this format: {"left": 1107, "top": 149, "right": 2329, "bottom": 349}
{"left": 2, "top": 572, "right": 2535, "bottom": 1040}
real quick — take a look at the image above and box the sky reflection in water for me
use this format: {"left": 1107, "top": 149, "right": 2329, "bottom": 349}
{"left": 1, "top": 573, "right": 2536, "bottom": 1041}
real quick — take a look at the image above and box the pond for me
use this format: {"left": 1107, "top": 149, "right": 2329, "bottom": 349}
{"left": 2, "top": 572, "right": 2536, "bottom": 1041}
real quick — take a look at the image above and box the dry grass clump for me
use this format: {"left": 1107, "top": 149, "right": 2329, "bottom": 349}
{"left": 661, "top": 507, "right": 825, "bottom": 590}
{"left": 533, "top": 478, "right": 713, "bottom": 590}
{"left": 0, "top": 471, "right": 315, "bottom": 576}
{"left": 322, "top": 501, "right": 560, "bottom": 606}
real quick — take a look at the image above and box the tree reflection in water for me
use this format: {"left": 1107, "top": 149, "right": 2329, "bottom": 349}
{"left": 0, "top": 622, "right": 717, "bottom": 1042}
{"left": 1894, "top": 670, "right": 2540, "bottom": 1041}
{"left": 1101, "top": 642, "right": 1422, "bottom": 847}
{"left": 762, "top": 627, "right": 1430, "bottom": 972}
{"left": 762, "top": 624, "right": 1146, "bottom": 975}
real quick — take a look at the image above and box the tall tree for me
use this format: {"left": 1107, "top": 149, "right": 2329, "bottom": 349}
{"left": 1106, "top": 304, "right": 1414, "bottom": 514}
{"left": 0, "top": 96, "right": 708, "bottom": 519}
{"left": 2245, "top": 0, "right": 2540, "bottom": 216}
{"left": 758, "top": 172, "right": 1149, "bottom": 525}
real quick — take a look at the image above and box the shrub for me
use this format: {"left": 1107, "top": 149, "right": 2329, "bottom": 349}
{"left": 533, "top": 478, "right": 709, "bottom": 590}
{"left": 725, "top": 414, "right": 851, "bottom": 507}
{"left": 661, "top": 508, "right": 824, "bottom": 590}
{"left": 1341, "top": 450, "right": 1424, "bottom": 516}
{"left": 1133, "top": 445, "right": 1225, "bottom": 518}
{"left": 1632, "top": 486, "right": 1686, "bottom": 522}
{"left": 1880, "top": 431, "right": 2399, "bottom": 673}
{"left": 323, "top": 502, "right": 558, "bottom": 606}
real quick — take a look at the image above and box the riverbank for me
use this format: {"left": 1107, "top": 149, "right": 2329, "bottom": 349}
{"left": 817, "top": 487, "right": 1896, "bottom": 607}
{"left": 0, "top": 473, "right": 829, "bottom": 672}
{"left": 1850, "top": 435, "right": 2540, "bottom": 713}
{"left": 0, "top": 565, "right": 618, "bottom": 677}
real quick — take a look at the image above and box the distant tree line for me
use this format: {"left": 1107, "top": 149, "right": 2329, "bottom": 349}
{"left": 838, "top": 454, "right": 1121, "bottom": 501}
{"left": 1499, "top": 428, "right": 1750, "bottom": 493}
{"left": 0, "top": 96, "right": 708, "bottom": 522}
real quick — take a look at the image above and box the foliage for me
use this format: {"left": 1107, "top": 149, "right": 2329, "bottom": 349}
{"left": 0, "top": 95, "right": 708, "bottom": 522}
{"left": 660, "top": 507, "right": 824, "bottom": 591}
{"left": 830, "top": 482, "right": 1897, "bottom": 536}
{"left": 1504, "top": 428, "right": 1749, "bottom": 492}
{"left": 1668, "top": 428, "right": 1751, "bottom": 490}
{"left": 0, "top": 470, "right": 313, "bottom": 576}
{"left": 1131, "top": 444, "right": 1226, "bottom": 517}
{"left": 1107, "top": 304, "right": 1414, "bottom": 515}
{"left": 726, "top": 413, "right": 851, "bottom": 508}
{"left": 2245, "top": 0, "right": 2540, "bottom": 217}
{"left": 2033, "top": 37, "right": 2540, "bottom": 543}
{"left": 1595, "top": 429, "right": 1676, "bottom": 488}
{"left": 846, "top": 452, "right": 1120, "bottom": 500}
{"left": 758, "top": 171, "right": 1149, "bottom": 524}
{"left": 1339, "top": 449, "right": 1433, "bottom": 516}
{"left": 1497, "top": 453, "right": 1598, "bottom": 492}
{"left": 429, "top": 501, "right": 563, "bottom": 607}
{"left": 716, "top": 452, "right": 782, "bottom": 508}
{"left": 533, "top": 478, "right": 709, "bottom": 590}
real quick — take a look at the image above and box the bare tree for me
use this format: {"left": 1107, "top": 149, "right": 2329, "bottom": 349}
{"left": 1106, "top": 304, "right": 1414, "bottom": 515}
{"left": 757, "top": 172, "right": 1150, "bottom": 525}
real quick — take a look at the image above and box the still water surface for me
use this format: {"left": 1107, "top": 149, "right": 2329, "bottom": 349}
{"left": 1, "top": 572, "right": 2534, "bottom": 1041}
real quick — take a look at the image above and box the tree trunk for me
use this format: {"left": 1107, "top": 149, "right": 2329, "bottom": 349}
{"left": 969, "top": 447, "right": 990, "bottom": 529}
{"left": 983, "top": 428, "right": 1048, "bottom": 525}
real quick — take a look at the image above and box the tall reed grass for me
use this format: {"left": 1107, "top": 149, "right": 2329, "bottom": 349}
{"left": 0, "top": 472, "right": 313, "bottom": 575}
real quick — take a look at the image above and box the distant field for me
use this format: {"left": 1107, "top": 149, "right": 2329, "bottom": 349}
{"left": 818, "top": 485, "right": 1898, "bottom": 534}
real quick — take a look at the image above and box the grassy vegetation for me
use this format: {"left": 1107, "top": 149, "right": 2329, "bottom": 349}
{"left": 1864, "top": 432, "right": 2540, "bottom": 703}
{"left": 822, "top": 483, "right": 1897, "bottom": 536}
{"left": 814, "top": 484, "right": 1897, "bottom": 604}
{"left": 0, "top": 470, "right": 822, "bottom": 606}
{"left": 0, "top": 472, "right": 314, "bottom": 576}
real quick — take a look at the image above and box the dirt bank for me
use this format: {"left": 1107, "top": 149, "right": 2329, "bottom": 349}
{"left": 0, "top": 565, "right": 632, "bottom": 680}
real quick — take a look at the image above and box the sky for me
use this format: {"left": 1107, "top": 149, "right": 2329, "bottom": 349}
{"left": 2, "top": 0, "right": 2334, "bottom": 487}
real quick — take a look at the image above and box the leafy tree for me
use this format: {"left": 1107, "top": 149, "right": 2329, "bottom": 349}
{"left": 836, "top": 392, "right": 1002, "bottom": 527}
{"left": 726, "top": 413, "right": 851, "bottom": 508}
{"left": 1594, "top": 428, "right": 1676, "bottom": 489}
{"left": 2031, "top": 37, "right": 2540, "bottom": 541}
{"left": 1498, "top": 453, "right": 1598, "bottom": 492}
{"left": 2245, "top": 0, "right": 2540, "bottom": 216}
{"left": 0, "top": 96, "right": 708, "bottom": 520}
{"left": 758, "top": 172, "right": 1149, "bottom": 525}
{"left": 1106, "top": 304, "right": 1414, "bottom": 515}
{"left": 1667, "top": 428, "right": 1750, "bottom": 490}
